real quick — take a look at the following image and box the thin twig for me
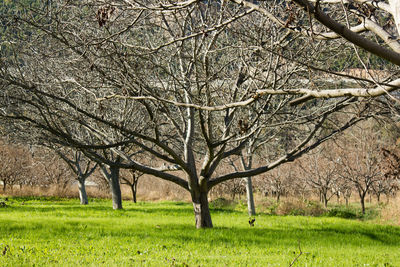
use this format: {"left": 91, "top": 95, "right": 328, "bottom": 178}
{"left": 289, "top": 241, "right": 303, "bottom": 267}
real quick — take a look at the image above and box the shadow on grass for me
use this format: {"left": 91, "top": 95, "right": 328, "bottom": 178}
{"left": 1, "top": 204, "right": 114, "bottom": 213}
{"left": 75, "top": 222, "right": 400, "bottom": 248}
{"left": 2, "top": 198, "right": 400, "bottom": 249}
{"left": 1, "top": 196, "right": 78, "bottom": 202}
{"left": 3, "top": 217, "right": 400, "bottom": 248}
{"left": 2, "top": 196, "right": 243, "bottom": 216}
{"left": 0, "top": 200, "right": 197, "bottom": 216}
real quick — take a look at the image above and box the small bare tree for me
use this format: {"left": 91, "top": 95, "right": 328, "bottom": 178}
{"left": 262, "top": 164, "right": 297, "bottom": 202}
{"left": 56, "top": 149, "right": 97, "bottom": 205}
{"left": 296, "top": 145, "right": 338, "bottom": 208}
{"left": 120, "top": 169, "right": 143, "bottom": 203}
{"left": 0, "top": 141, "right": 32, "bottom": 192}
{"left": 334, "top": 176, "right": 353, "bottom": 207}
{"left": 335, "top": 123, "right": 383, "bottom": 214}
{"left": 35, "top": 152, "right": 74, "bottom": 195}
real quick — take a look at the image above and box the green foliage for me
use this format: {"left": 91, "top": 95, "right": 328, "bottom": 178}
{"left": 326, "top": 207, "right": 358, "bottom": 219}
{"left": 325, "top": 204, "right": 382, "bottom": 220}
{"left": 328, "top": 45, "right": 389, "bottom": 71}
{"left": 0, "top": 198, "right": 399, "bottom": 266}
{"left": 273, "top": 199, "right": 326, "bottom": 217}
{"left": 1, "top": 0, "right": 42, "bottom": 60}
{"left": 209, "top": 197, "right": 237, "bottom": 210}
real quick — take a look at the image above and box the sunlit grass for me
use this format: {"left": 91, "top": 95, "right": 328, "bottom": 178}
{"left": 0, "top": 197, "right": 399, "bottom": 266}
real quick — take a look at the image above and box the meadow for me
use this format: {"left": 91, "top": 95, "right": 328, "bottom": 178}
{"left": 0, "top": 197, "right": 400, "bottom": 266}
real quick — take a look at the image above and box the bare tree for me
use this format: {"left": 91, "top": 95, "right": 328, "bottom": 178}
{"left": 120, "top": 169, "right": 143, "bottom": 203}
{"left": 99, "top": 155, "right": 124, "bottom": 210}
{"left": 35, "top": 151, "right": 74, "bottom": 195}
{"left": 0, "top": 141, "right": 31, "bottom": 192}
{"left": 56, "top": 149, "right": 97, "bottom": 205}
{"left": 335, "top": 123, "right": 383, "bottom": 214}
{"left": 296, "top": 146, "right": 338, "bottom": 208}
{"left": 262, "top": 163, "right": 297, "bottom": 202}
{"left": 334, "top": 175, "right": 353, "bottom": 207}
{"left": 237, "top": 120, "right": 279, "bottom": 215}
{"left": 370, "top": 176, "right": 395, "bottom": 203}
{"left": 0, "top": 1, "right": 375, "bottom": 228}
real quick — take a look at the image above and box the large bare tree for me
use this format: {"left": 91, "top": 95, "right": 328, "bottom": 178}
{"left": 0, "top": 1, "right": 378, "bottom": 228}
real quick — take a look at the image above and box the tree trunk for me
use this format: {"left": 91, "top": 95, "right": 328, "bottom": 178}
{"left": 360, "top": 194, "right": 366, "bottom": 215}
{"left": 77, "top": 178, "right": 88, "bottom": 205}
{"left": 245, "top": 177, "right": 256, "bottom": 216}
{"left": 110, "top": 166, "right": 122, "bottom": 210}
{"left": 240, "top": 152, "right": 256, "bottom": 216}
{"left": 323, "top": 194, "right": 328, "bottom": 208}
{"left": 131, "top": 184, "right": 137, "bottom": 203}
{"left": 2, "top": 181, "right": 6, "bottom": 192}
{"left": 192, "top": 191, "right": 213, "bottom": 229}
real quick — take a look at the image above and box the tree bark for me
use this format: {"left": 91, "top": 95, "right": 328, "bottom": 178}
{"left": 245, "top": 177, "right": 256, "bottom": 216}
{"left": 361, "top": 198, "right": 365, "bottom": 215}
{"left": 109, "top": 166, "right": 123, "bottom": 210}
{"left": 192, "top": 191, "right": 213, "bottom": 229}
{"left": 77, "top": 178, "right": 88, "bottom": 205}
{"left": 131, "top": 183, "right": 137, "bottom": 203}
{"left": 324, "top": 196, "right": 328, "bottom": 208}
{"left": 240, "top": 147, "right": 256, "bottom": 216}
{"left": 360, "top": 192, "right": 366, "bottom": 215}
{"left": 291, "top": 0, "right": 400, "bottom": 66}
{"left": 389, "top": 0, "right": 400, "bottom": 36}
{"left": 100, "top": 164, "right": 123, "bottom": 210}
{"left": 322, "top": 190, "right": 328, "bottom": 208}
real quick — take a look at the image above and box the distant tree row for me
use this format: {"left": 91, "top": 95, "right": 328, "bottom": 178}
{"left": 2, "top": 120, "right": 399, "bottom": 216}
{"left": 212, "top": 121, "right": 400, "bottom": 214}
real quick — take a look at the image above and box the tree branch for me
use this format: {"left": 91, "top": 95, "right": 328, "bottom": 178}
{"left": 292, "top": 0, "right": 400, "bottom": 66}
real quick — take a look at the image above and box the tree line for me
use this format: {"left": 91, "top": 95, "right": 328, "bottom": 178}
{"left": 2, "top": 119, "right": 399, "bottom": 216}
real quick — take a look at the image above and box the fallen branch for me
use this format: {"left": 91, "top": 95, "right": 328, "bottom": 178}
{"left": 289, "top": 241, "right": 303, "bottom": 267}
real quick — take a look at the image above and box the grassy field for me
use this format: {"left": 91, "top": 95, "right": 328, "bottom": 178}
{"left": 0, "top": 197, "right": 400, "bottom": 266}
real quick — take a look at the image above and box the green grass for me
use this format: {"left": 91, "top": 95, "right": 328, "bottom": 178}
{"left": 0, "top": 197, "right": 399, "bottom": 266}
